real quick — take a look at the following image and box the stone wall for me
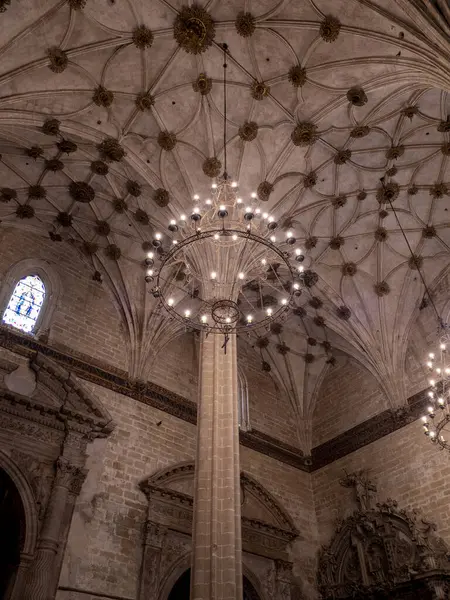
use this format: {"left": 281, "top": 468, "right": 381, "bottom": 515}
{"left": 312, "top": 354, "right": 389, "bottom": 447}
{"left": 312, "top": 419, "right": 450, "bottom": 549}
{"left": 55, "top": 382, "right": 317, "bottom": 600}
{"left": 0, "top": 228, "right": 128, "bottom": 372}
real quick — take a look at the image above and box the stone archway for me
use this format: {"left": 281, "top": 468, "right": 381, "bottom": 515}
{"left": 139, "top": 462, "right": 298, "bottom": 600}
{"left": 0, "top": 467, "right": 26, "bottom": 599}
{"left": 166, "top": 568, "right": 263, "bottom": 600}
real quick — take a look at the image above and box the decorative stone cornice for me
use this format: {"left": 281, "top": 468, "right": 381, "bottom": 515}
{"left": 0, "top": 325, "right": 435, "bottom": 473}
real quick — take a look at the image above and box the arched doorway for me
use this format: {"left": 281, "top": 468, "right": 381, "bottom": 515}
{"left": 168, "top": 569, "right": 262, "bottom": 600}
{"left": 0, "top": 468, "right": 25, "bottom": 598}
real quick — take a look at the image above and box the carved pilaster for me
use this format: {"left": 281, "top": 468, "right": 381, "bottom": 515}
{"left": 21, "top": 458, "right": 87, "bottom": 600}
{"left": 138, "top": 520, "right": 167, "bottom": 600}
{"left": 275, "top": 560, "right": 293, "bottom": 600}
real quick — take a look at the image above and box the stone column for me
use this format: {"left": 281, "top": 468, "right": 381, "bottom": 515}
{"left": 21, "top": 458, "right": 87, "bottom": 600}
{"left": 138, "top": 520, "right": 167, "bottom": 600}
{"left": 190, "top": 332, "right": 243, "bottom": 600}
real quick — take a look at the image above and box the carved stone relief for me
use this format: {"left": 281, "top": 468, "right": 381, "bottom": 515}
{"left": 0, "top": 351, "right": 114, "bottom": 600}
{"left": 318, "top": 472, "right": 450, "bottom": 600}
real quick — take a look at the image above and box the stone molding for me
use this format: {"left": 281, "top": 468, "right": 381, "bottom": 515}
{"left": 0, "top": 324, "right": 433, "bottom": 472}
{"left": 311, "top": 389, "right": 428, "bottom": 470}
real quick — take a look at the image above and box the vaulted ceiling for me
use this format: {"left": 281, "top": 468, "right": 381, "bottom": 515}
{"left": 0, "top": 0, "right": 448, "bottom": 449}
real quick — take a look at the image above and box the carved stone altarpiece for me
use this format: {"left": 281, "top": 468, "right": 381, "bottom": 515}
{"left": 318, "top": 471, "right": 450, "bottom": 600}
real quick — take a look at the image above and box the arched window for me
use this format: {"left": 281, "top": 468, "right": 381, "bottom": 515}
{"left": 2, "top": 275, "right": 46, "bottom": 333}
{"left": 238, "top": 367, "right": 250, "bottom": 431}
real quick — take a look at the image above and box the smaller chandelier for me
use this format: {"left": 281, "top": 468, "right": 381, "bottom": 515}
{"left": 421, "top": 324, "right": 450, "bottom": 448}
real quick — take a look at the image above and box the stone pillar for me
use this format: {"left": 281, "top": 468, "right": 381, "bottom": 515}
{"left": 138, "top": 520, "right": 167, "bottom": 600}
{"left": 191, "top": 332, "right": 243, "bottom": 600}
{"left": 21, "top": 458, "right": 87, "bottom": 600}
{"left": 275, "top": 560, "right": 293, "bottom": 600}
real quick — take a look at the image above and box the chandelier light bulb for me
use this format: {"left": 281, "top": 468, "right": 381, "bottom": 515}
{"left": 201, "top": 315, "right": 208, "bottom": 323}
{"left": 428, "top": 391, "right": 434, "bottom": 397}
{"left": 244, "top": 207, "right": 254, "bottom": 221}
{"left": 206, "top": 199, "right": 212, "bottom": 205}
{"left": 232, "top": 181, "right": 238, "bottom": 188}
{"left": 147, "top": 269, "right": 154, "bottom": 276}
{"left": 172, "top": 240, "right": 178, "bottom": 245}
{"left": 155, "top": 233, "right": 162, "bottom": 240}
{"left": 147, "top": 252, "right": 154, "bottom": 259}
{"left": 270, "top": 235, "right": 276, "bottom": 243}
{"left": 261, "top": 258, "right": 267, "bottom": 265}
{"left": 295, "top": 248, "right": 302, "bottom": 256}
{"left": 238, "top": 272, "right": 245, "bottom": 280}
{"left": 251, "top": 192, "right": 257, "bottom": 198}
{"left": 267, "top": 216, "right": 278, "bottom": 230}
{"left": 184, "top": 309, "right": 191, "bottom": 318}
{"left": 438, "top": 397, "right": 445, "bottom": 406}
{"left": 427, "top": 361, "right": 433, "bottom": 368}
{"left": 168, "top": 298, "right": 174, "bottom": 306}
{"left": 169, "top": 219, "right": 178, "bottom": 232}
{"left": 428, "top": 406, "right": 434, "bottom": 414}
{"left": 281, "top": 298, "right": 288, "bottom": 305}
{"left": 430, "top": 430, "right": 436, "bottom": 438}
{"left": 436, "top": 367, "right": 442, "bottom": 374}
{"left": 263, "top": 213, "right": 268, "bottom": 219}
{"left": 180, "top": 214, "right": 186, "bottom": 221}
{"left": 255, "top": 208, "right": 261, "bottom": 215}
{"left": 193, "top": 194, "right": 200, "bottom": 200}
{"left": 266, "top": 308, "right": 273, "bottom": 316}
{"left": 293, "top": 283, "right": 300, "bottom": 290}
{"left": 247, "top": 315, "right": 253, "bottom": 323}
{"left": 237, "top": 198, "right": 242, "bottom": 204}
{"left": 214, "top": 233, "right": 220, "bottom": 240}
{"left": 225, "top": 317, "right": 231, "bottom": 323}
{"left": 218, "top": 205, "right": 228, "bottom": 218}
{"left": 429, "top": 353, "right": 435, "bottom": 359}
{"left": 430, "top": 379, "right": 436, "bottom": 386}
{"left": 422, "top": 416, "right": 428, "bottom": 423}
{"left": 211, "top": 271, "right": 217, "bottom": 280}
{"left": 298, "top": 266, "right": 304, "bottom": 272}
{"left": 232, "top": 234, "right": 237, "bottom": 241}
{"left": 193, "top": 207, "right": 200, "bottom": 213}
{"left": 212, "top": 183, "right": 218, "bottom": 189}
{"left": 446, "top": 368, "right": 450, "bottom": 374}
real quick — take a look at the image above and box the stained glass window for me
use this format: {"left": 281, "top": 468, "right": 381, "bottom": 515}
{"left": 2, "top": 275, "right": 46, "bottom": 333}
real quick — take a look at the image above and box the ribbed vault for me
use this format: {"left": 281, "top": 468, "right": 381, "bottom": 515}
{"left": 0, "top": 0, "right": 448, "bottom": 450}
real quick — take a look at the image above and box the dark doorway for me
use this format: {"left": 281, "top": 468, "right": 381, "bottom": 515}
{"left": 168, "top": 568, "right": 261, "bottom": 600}
{"left": 0, "top": 468, "right": 25, "bottom": 599}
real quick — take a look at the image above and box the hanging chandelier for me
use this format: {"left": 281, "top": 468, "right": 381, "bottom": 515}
{"left": 142, "top": 44, "right": 308, "bottom": 340}
{"left": 421, "top": 323, "right": 450, "bottom": 448}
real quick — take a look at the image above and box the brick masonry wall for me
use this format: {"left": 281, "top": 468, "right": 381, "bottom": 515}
{"left": 239, "top": 339, "right": 301, "bottom": 448}
{"left": 312, "top": 354, "right": 389, "bottom": 447}
{"left": 55, "top": 382, "right": 317, "bottom": 600}
{"left": 148, "top": 332, "right": 199, "bottom": 401}
{"left": 312, "top": 419, "right": 450, "bottom": 549}
{"left": 0, "top": 228, "right": 128, "bottom": 371}
{"left": 57, "top": 381, "right": 197, "bottom": 600}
